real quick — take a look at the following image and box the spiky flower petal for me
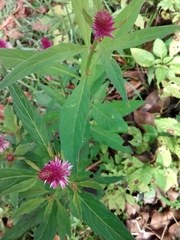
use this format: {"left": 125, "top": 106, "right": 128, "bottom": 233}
{"left": 0, "top": 40, "right": 12, "bottom": 48}
{"left": 38, "top": 157, "right": 72, "bottom": 189}
{"left": 0, "top": 135, "right": 10, "bottom": 153}
{"left": 92, "top": 10, "right": 116, "bottom": 39}
{"left": 41, "top": 37, "right": 53, "bottom": 50}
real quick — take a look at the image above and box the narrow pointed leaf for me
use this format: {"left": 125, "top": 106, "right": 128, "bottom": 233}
{"left": 0, "top": 43, "right": 83, "bottom": 90}
{"left": 92, "top": 103, "right": 127, "bottom": 133}
{"left": 1, "top": 178, "right": 37, "bottom": 195}
{"left": 91, "top": 124, "right": 131, "bottom": 153}
{"left": 34, "top": 201, "right": 57, "bottom": 240}
{"left": 9, "top": 83, "right": 49, "bottom": 151}
{"left": 104, "top": 0, "right": 144, "bottom": 45}
{"left": 56, "top": 200, "right": 71, "bottom": 239}
{"left": 71, "top": 0, "right": 91, "bottom": 46}
{"left": 99, "top": 44, "right": 128, "bottom": 103}
{"left": 79, "top": 191, "right": 134, "bottom": 240}
{"left": 107, "top": 25, "right": 180, "bottom": 51}
{"left": 0, "top": 169, "right": 35, "bottom": 180}
{"left": 13, "top": 198, "right": 46, "bottom": 219}
{"left": 0, "top": 49, "right": 35, "bottom": 69}
{"left": 60, "top": 81, "right": 90, "bottom": 172}
{"left": 1, "top": 207, "right": 45, "bottom": 240}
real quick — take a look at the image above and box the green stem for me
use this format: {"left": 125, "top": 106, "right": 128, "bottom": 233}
{"left": 84, "top": 39, "right": 99, "bottom": 76}
{"left": 58, "top": 76, "right": 67, "bottom": 98}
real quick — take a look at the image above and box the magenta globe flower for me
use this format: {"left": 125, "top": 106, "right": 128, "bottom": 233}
{"left": 41, "top": 37, "right": 53, "bottom": 50}
{"left": 0, "top": 135, "right": 10, "bottom": 153}
{"left": 92, "top": 10, "right": 116, "bottom": 39}
{"left": 38, "top": 157, "right": 72, "bottom": 189}
{"left": 0, "top": 40, "right": 12, "bottom": 48}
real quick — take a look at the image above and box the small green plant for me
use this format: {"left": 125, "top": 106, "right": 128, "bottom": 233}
{"left": 0, "top": 0, "right": 180, "bottom": 239}
{"left": 131, "top": 38, "right": 180, "bottom": 99}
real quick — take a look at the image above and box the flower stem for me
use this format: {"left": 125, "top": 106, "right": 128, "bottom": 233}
{"left": 84, "top": 39, "right": 99, "bottom": 76}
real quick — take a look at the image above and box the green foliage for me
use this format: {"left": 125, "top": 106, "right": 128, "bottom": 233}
{"left": 0, "top": 0, "right": 180, "bottom": 239}
{"left": 131, "top": 37, "right": 180, "bottom": 97}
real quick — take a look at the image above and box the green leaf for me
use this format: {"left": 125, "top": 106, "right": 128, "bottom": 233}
{"left": 155, "top": 169, "right": 178, "bottom": 191}
{"left": 107, "top": 25, "right": 180, "bottom": 51}
{"left": 3, "top": 105, "right": 17, "bottom": 134}
{"left": 60, "top": 80, "right": 90, "bottom": 172}
{"left": 56, "top": 200, "right": 71, "bottom": 239}
{"left": 107, "top": 100, "right": 144, "bottom": 117}
{"left": 156, "top": 146, "right": 172, "bottom": 167}
{"left": 0, "top": 169, "right": 35, "bottom": 180}
{"left": 79, "top": 191, "right": 134, "bottom": 240}
{"left": 153, "top": 38, "right": 167, "bottom": 58}
{"left": 1, "top": 178, "right": 37, "bottom": 195}
{"left": 14, "top": 143, "right": 35, "bottom": 155}
{"left": 155, "top": 66, "right": 168, "bottom": 84}
{"left": 71, "top": 0, "right": 91, "bottom": 46}
{"left": 0, "top": 49, "right": 35, "bottom": 69}
{"left": 131, "top": 48, "right": 155, "bottom": 67}
{"left": 93, "top": 176, "right": 124, "bottom": 184}
{"left": 82, "top": 8, "right": 94, "bottom": 26}
{"left": 0, "top": 43, "right": 84, "bottom": 90}
{"left": 92, "top": 103, "right": 127, "bottom": 133}
{"left": 77, "top": 180, "right": 102, "bottom": 191}
{"left": 34, "top": 201, "right": 57, "bottom": 240}
{"left": 92, "top": 0, "right": 102, "bottom": 11}
{"left": 104, "top": 0, "right": 144, "bottom": 46}
{"left": 9, "top": 84, "right": 50, "bottom": 152}
{"left": 39, "top": 63, "right": 80, "bottom": 80}
{"left": 13, "top": 198, "right": 46, "bottom": 219}
{"left": 155, "top": 118, "right": 180, "bottom": 136}
{"left": 91, "top": 124, "right": 131, "bottom": 153}
{"left": 99, "top": 44, "right": 128, "bottom": 103}
{"left": 1, "top": 206, "right": 45, "bottom": 240}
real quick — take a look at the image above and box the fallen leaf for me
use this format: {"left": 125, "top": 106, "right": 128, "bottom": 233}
{"left": 32, "top": 20, "right": 52, "bottom": 31}
{"left": 166, "top": 189, "right": 179, "bottom": 202}
{"left": 53, "top": 234, "right": 60, "bottom": 240}
{"left": 0, "top": 0, "right": 6, "bottom": 11}
{"left": 150, "top": 210, "right": 172, "bottom": 230}
{"left": 168, "top": 221, "right": 180, "bottom": 238}
{"left": 133, "top": 110, "right": 156, "bottom": 129}
{"left": 0, "top": 104, "right": 5, "bottom": 120}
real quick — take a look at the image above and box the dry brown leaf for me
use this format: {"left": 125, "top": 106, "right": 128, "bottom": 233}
{"left": 0, "top": 0, "right": 6, "bottom": 11}
{"left": 10, "top": 29, "right": 24, "bottom": 40}
{"left": 168, "top": 222, "right": 180, "bottom": 238}
{"left": 150, "top": 210, "right": 172, "bottom": 230}
{"left": 125, "top": 79, "right": 143, "bottom": 98}
{"left": 140, "top": 90, "right": 159, "bottom": 112}
{"left": 135, "top": 231, "right": 155, "bottom": 240}
{"left": 35, "top": 7, "right": 48, "bottom": 14}
{"left": 125, "top": 202, "right": 140, "bottom": 217}
{"left": 0, "top": 104, "right": 5, "bottom": 120}
{"left": 166, "top": 189, "right": 179, "bottom": 202}
{"left": 133, "top": 110, "right": 156, "bottom": 129}
{"left": 32, "top": 20, "right": 52, "bottom": 31}
{"left": 53, "top": 234, "right": 60, "bottom": 240}
{"left": 0, "top": 16, "right": 14, "bottom": 30}
{"left": 139, "top": 90, "right": 170, "bottom": 113}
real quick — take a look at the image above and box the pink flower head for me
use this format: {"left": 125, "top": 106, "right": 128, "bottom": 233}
{"left": 92, "top": 10, "right": 116, "bottom": 39}
{"left": 41, "top": 37, "right": 53, "bottom": 50}
{"left": 0, "top": 40, "right": 12, "bottom": 48}
{"left": 38, "top": 157, "right": 72, "bottom": 189}
{"left": 0, "top": 135, "right": 10, "bottom": 153}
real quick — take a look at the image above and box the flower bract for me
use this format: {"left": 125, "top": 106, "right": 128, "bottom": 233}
{"left": 41, "top": 37, "right": 53, "bottom": 49}
{"left": 0, "top": 135, "right": 10, "bottom": 153}
{"left": 38, "top": 157, "right": 72, "bottom": 189}
{"left": 0, "top": 40, "right": 12, "bottom": 48}
{"left": 92, "top": 10, "right": 116, "bottom": 39}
